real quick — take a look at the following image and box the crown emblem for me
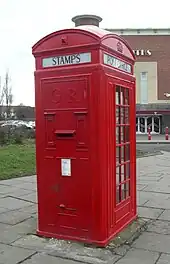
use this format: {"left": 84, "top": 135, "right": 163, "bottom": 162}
{"left": 117, "top": 42, "right": 123, "bottom": 53}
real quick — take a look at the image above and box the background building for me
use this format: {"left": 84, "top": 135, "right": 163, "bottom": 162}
{"left": 106, "top": 28, "right": 170, "bottom": 134}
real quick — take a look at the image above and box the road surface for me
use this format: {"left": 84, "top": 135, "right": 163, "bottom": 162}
{"left": 137, "top": 143, "right": 170, "bottom": 153}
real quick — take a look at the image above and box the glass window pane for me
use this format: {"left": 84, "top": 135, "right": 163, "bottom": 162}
{"left": 116, "top": 166, "right": 120, "bottom": 185}
{"left": 125, "top": 108, "right": 129, "bottom": 123}
{"left": 116, "top": 186, "right": 121, "bottom": 204}
{"left": 115, "top": 86, "right": 131, "bottom": 204}
{"left": 120, "top": 91, "right": 123, "bottom": 105}
{"left": 116, "top": 126, "right": 121, "bottom": 143}
{"left": 121, "top": 165, "right": 124, "bottom": 182}
{"left": 116, "top": 91, "right": 119, "bottom": 105}
{"left": 116, "top": 107, "right": 120, "bottom": 123}
{"left": 140, "top": 72, "right": 147, "bottom": 81}
{"left": 121, "top": 183, "right": 126, "bottom": 200}
{"left": 116, "top": 128, "right": 124, "bottom": 144}
{"left": 116, "top": 165, "right": 126, "bottom": 185}
{"left": 116, "top": 146, "right": 124, "bottom": 164}
{"left": 125, "top": 162, "right": 130, "bottom": 179}
{"left": 124, "top": 126, "right": 130, "bottom": 142}
{"left": 116, "top": 107, "right": 129, "bottom": 124}
{"left": 116, "top": 86, "right": 124, "bottom": 105}
{"left": 124, "top": 89, "right": 129, "bottom": 105}
{"left": 116, "top": 86, "right": 121, "bottom": 104}
{"left": 121, "top": 182, "right": 130, "bottom": 200}
{"left": 121, "top": 127, "right": 124, "bottom": 142}
{"left": 116, "top": 127, "right": 118, "bottom": 143}
{"left": 124, "top": 162, "right": 130, "bottom": 180}
{"left": 125, "top": 181, "right": 130, "bottom": 198}
{"left": 125, "top": 144, "right": 130, "bottom": 162}
{"left": 116, "top": 126, "right": 130, "bottom": 144}
{"left": 140, "top": 72, "right": 148, "bottom": 104}
{"left": 120, "top": 108, "right": 124, "bottom": 124}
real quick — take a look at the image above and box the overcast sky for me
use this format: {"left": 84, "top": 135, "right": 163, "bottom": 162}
{"left": 0, "top": 0, "right": 169, "bottom": 106}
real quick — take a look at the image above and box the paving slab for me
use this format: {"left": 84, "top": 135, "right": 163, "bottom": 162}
{"left": 12, "top": 218, "right": 146, "bottom": 263}
{"left": 1, "top": 180, "right": 37, "bottom": 192}
{"left": 137, "top": 191, "right": 164, "bottom": 206}
{"left": 137, "top": 192, "right": 170, "bottom": 210}
{"left": 132, "top": 232, "right": 170, "bottom": 253}
{"left": 12, "top": 235, "right": 56, "bottom": 252}
{"left": 0, "top": 185, "right": 20, "bottom": 194}
{"left": 138, "top": 176, "right": 163, "bottom": 181}
{"left": 137, "top": 193, "right": 149, "bottom": 206}
{"left": 115, "top": 248, "right": 159, "bottom": 264}
{"left": 158, "top": 210, "right": 170, "bottom": 221}
{"left": 0, "top": 209, "right": 32, "bottom": 225}
{"left": 0, "top": 185, "right": 33, "bottom": 196}
{"left": 0, "top": 196, "right": 33, "bottom": 210}
{"left": 0, "top": 176, "right": 36, "bottom": 185}
{"left": 157, "top": 254, "right": 170, "bottom": 264}
{"left": 145, "top": 198, "right": 170, "bottom": 209}
{"left": 14, "top": 182, "right": 37, "bottom": 191}
{"left": 147, "top": 220, "right": 170, "bottom": 235}
{"left": 138, "top": 207, "right": 164, "bottom": 219}
{"left": 49, "top": 242, "right": 121, "bottom": 264}
{"left": 137, "top": 180, "right": 162, "bottom": 186}
{"left": 0, "top": 217, "right": 36, "bottom": 244}
{"left": 9, "top": 189, "right": 34, "bottom": 197}
{"left": 21, "top": 253, "right": 85, "bottom": 264}
{"left": 1, "top": 151, "right": 170, "bottom": 263}
{"left": 17, "top": 192, "right": 37, "bottom": 203}
{"left": 0, "top": 178, "right": 27, "bottom": 186}
{"left": 137, "top": 179, "right": 163, "bottom": 185}
{"left": 13, "top": 235, "right": 120, "bottom": 264}
{"left": 0, "top": 243, "right": 35, "bottom": 264}
{"left": 137, "top": 184, "right": 148, "bottom": 191}
{"left": 19, "top": 175, "right": 36, "bottom": 182}
{"left": 19, "top": 204, "right": 37, "bottom": 214}
{"left": 0, "top": 207, "right": 9, "bottom": 214}
{"left": 139, "top": 172, "right": 164, "bottom": 178}
{"left": 144, "top": 183, "right": 170, "bottom": 193}
{"left": 0, "top": 222, "right": 24, "bottom": 243}
{"left": 12, "top": 217, "right": 37, "bottom": 235}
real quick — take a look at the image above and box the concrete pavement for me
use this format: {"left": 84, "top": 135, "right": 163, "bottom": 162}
{"left": 136, "top": 134, "right": 170, "bottom": 144}
{"left": 1, "top": 152, "right": 170, "bottom": 263}
{"left": 137, "top": 140, "right": 170, "bottom": 144}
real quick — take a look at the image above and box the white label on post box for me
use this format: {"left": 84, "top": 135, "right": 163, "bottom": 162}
{"left": 103, "top": 53, "right": 132, "bottom": 73}
{"left": 42, "top": 52, "right": 91, "bottom": 68}
{"left": 61, "top": 159, "right": 71, "bottom": 176}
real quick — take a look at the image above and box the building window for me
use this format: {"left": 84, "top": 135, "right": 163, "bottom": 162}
{"left": 140, "top": 72, "right": 148, "bottom": 104}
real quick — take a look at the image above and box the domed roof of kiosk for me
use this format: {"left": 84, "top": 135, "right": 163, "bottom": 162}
{"left": 73, "top": 25, "right": 135, "bottom": 58}
{"left": 32, "top": 18, "right": 135, "bottom": 61}
{"left": 73, "top": 25, "right": 115, "bottom": 38}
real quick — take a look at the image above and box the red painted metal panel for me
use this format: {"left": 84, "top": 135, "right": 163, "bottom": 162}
{"left": 33, "top": 25, "right": 136, "bottom": 247}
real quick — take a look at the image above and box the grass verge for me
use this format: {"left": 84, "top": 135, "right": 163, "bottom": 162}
{"left": 0, "top": 142, "right": 155, "bottom": 181}
{"left": 0, "top": 140, "right": 35, "bottom": 180}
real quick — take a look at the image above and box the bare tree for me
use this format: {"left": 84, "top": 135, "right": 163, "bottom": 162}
{"left": 0, "top": 76, "right": 3, "bottom": 119}
{"left": 0, "top": 77, "right": 1, "bottom": 96}
{"left": 0, "top": 71, "right": 13, "bottom": 119}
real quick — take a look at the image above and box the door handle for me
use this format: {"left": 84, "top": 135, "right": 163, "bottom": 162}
{"left": 59, "top": 204, "right": 65, "bottom": 209}
{"left": 58, "top": 204, "right": 76, "bottom": 211}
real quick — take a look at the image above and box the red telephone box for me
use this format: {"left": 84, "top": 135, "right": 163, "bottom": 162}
{"left": 32, "top": 22, "right": 136, "bottom": 246}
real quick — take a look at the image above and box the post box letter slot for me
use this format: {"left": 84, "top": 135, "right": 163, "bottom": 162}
{"left": 55, "top": 130, "right": 76, "bottom": 139}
